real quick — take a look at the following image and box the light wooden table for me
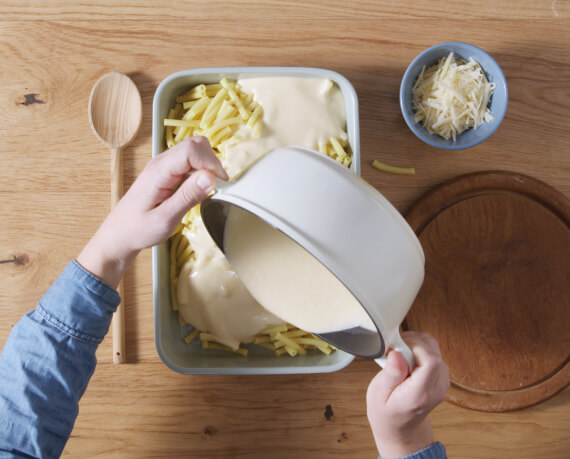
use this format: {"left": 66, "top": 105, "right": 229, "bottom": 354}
{"left": 1, "top": 1, "right": 569, "bottom": 457}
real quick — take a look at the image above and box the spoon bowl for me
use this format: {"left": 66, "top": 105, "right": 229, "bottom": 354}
{"left": 89, "top": 72, "right": 142, "bottom": 148}
{"left": 88, "top": 72, "right": 142, "bottom": 364}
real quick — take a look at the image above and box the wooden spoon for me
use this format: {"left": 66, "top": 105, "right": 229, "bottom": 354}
{"left": 88, "top": 72, "right": 142, "bottom": 364}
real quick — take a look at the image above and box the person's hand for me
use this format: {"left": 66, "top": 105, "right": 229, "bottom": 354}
{"left": 366, "top": 331, "right": 450, "bottom": 458}
{"left": 77, "top": 137, "right": 228, "bottom": 288}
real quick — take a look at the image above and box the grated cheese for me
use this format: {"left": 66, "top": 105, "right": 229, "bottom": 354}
{"left": 412, "top": 52, "right": 496, "bottom": 141}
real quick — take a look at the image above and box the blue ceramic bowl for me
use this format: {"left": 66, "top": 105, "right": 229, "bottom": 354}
{"left": 400, "top": 42, "right": 508, "bottom": 150}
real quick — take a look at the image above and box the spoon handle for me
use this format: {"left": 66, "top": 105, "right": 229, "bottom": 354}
{"left": 111, "top": 147, "right": 126, "bottom": 364}
{"left": 113, "top": 282, "right": 126, "bottom": 364}
{"left": 111, "top": 147, "right": 123, "bottom": 207}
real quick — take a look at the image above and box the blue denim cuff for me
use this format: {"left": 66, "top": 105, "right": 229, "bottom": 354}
{"left": 36, "top": 260, "right": 121, "bottom": 344}
{"left": 379, "top": 442, "right": 447, "bottom": 459}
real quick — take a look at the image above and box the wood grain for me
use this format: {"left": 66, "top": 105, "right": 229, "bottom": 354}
{"left": 0, "top": 0, "right": 568, "bottom": 20}
{"left": 0, "top": 3, "right": 569, "bottom": 458}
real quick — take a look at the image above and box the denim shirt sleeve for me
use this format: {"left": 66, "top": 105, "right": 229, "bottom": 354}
{"left": 0, "top": 260, "right": 120, "bottom": 459}
{"left": 378, "top": 442, "right": 447, "bottom": 459}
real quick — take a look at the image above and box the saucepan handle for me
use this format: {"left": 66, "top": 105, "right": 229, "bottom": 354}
{"left": 374, "top": 331, "right": 415, "bottom": 371}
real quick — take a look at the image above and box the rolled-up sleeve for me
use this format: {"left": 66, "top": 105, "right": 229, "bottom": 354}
{"left": 0, "top": 260, "right": 120, "bottom": 458}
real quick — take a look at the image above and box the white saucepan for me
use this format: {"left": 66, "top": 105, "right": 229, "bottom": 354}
{"left": 201, "top": 146, "right": 424, "bottom": 369}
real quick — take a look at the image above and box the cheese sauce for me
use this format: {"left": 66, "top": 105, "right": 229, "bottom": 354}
{"left": 176, "top": 216, "right": 282, "bottom": 350}
{"left": 222, "top": 77, "right": 346, "bottom": 180}
{"left": 177, "top": 77, "right": 348, "bottom": 348}
{"left": 224, "top": 207, "right": 376, "bottom": 334}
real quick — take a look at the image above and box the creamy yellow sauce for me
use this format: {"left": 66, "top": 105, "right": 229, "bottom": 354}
{"left": 222, "top": 77, "right": 346, "bottom": 180}
{"left": 224, "top": 207, "right": 376, "bottom": 334}
{"left": 176, "top": 216, "right": 283, "bottom": 349}
{"left": 177, "top": 77, "right": 348, "bottom": 349}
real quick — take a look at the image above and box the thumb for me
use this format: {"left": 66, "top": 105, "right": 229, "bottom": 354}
{"left": 158, "top": 169, "right": 217, "bottom": 225}
{"left": 367, "top": 350, "right": 410, "bottom": 409}
{"left": 378, "top": 351, "right": 409, "bottom": 394}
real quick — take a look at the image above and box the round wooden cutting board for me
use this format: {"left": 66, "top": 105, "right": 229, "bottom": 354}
{"left": 404, "top": 171, "right": 570, "bottom": 412}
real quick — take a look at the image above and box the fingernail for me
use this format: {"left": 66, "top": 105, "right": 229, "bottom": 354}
{"left": 197, "top": 174, "right": 214, "bottom": 192}
{"left": 214, "top": 165, "right": 229, "bottom": 181}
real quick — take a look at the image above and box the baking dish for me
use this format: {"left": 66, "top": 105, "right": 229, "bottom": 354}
{"left": 152, "top": 67, "right": 360, "bottom": 374}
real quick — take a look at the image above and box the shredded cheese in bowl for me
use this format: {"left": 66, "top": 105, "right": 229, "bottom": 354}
{"left": 412, "top": 52, "right": 496, "bottom": 141}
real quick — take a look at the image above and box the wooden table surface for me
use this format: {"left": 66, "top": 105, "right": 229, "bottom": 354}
{"left": 1, "top": 1, "right": 569, "bottom": 457}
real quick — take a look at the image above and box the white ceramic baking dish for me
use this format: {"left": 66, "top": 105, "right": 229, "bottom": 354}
{"left": 152, "top": 67, "right": 360, "bottom": 374}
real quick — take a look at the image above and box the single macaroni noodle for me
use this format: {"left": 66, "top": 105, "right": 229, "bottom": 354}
{"left": 372, "top": 159, "right": 415, "bottom": 175}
